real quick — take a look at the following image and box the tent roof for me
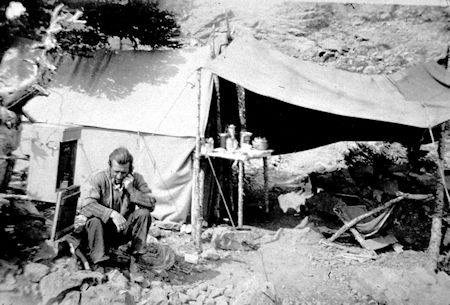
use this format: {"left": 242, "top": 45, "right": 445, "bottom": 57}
{"left": 203, "top": 36, "right": 450, "bottom": 129}
{"left": 24, "top": 46, "right": 212, "bottom": 137}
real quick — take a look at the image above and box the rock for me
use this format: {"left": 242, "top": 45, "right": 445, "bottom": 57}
{"left": 129, "top": 283, "right": 142, "bottom": 302}
{"left": 224, "top": 285, "right": 233, "bottom": 298}
{"left": 24, "top": 262, "right": 50, "bottom": 283}
{"left": 201, "top": 248, "right": 220, "bottom": 261}
{"left": 319, "top": 38, "right": 345, "bottom": 52}
{"left": 362, "top": 65, "right": 377, "bottom": 74}
{"left": 215, "top": 296, "right": 228, "bottom": 305}
{"left": 40, "top": 270, "right": 104, "bottom": 305}
{"left": 184, "top": 253, "right": 199, "bottom": 264}
{"left": 197, "top": 293, "right": 207, "bottom": 304}
{"left": 204, "top": 298, "right": 215, "bottom": 305}
{"left": 210, "top": 287, "right": 225, "bottom": 299}
{"left": 151, "top": 280, "right": 163, "bottom": 289}
{"left": 143, "top": 287, "right": 169, "bottom": 305}
{"left": 0, "top": 272, "right": 17, "bottom": 291}
{"left": 198, "top": 282, "right": 209, "bottom": 291}
{"left": 80, "top": 284, "right": 135, "bottom": 305}
{"left": 60, "top": 291, "right": 81, "bottom": 305}
{"left": 187, "top": 288, "right": 199, "bottom": 300}
{"left": 149, "top": 226, "right": 162, "bottom": 238}
{"left": 179, "top": 293, "right": 190, "bottom": 303}
{"left": 211, "top": 227, "right": 261, "bottom": 251}
{"left": 107, "top": 269, "right": 129, "bottom": 290}
{"left": 146, "top": 234, "right": 159, "bottom": 244}
{"left": 168, "top": 292, "right": 182, "bottom": 305}
{"left": 201, "top": 228, "right": 214, "bottom": 241}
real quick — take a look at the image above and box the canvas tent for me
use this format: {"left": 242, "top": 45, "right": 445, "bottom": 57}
{"left": 19, "top": 45, "right": 213, "bottom": 223}
{"left": 201, "top": 36, "right": 450, "bottom": 154}
{"left": 15, "top": 35, "right": 450, "bottom": 225}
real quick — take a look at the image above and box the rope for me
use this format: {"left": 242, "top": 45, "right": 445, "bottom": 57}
{"left": 206, "top": 155, "right": 236, "bottom": 229}
{"left": 153, "top": 70, "right": 197, "bottom": 135}
{"left": 138, "top": 133, "right": 177, "bottom": 203}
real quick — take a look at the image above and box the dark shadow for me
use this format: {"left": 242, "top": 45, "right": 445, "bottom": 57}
{"left": 51, "top": 48, "right": 191, "bottom": 100}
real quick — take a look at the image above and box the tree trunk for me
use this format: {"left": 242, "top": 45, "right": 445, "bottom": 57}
{"left": 427, "top": 122, "right": 448, "bottom": 268}
{"left": 0, "top": 5, "right": 84, "bottom": 192}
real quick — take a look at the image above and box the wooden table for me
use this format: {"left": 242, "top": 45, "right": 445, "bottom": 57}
{"left": 202, "top": 149, "right": 273, "bottom": 227}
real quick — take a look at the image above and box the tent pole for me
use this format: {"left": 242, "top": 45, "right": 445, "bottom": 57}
{"left": 428, "top": 122, "right": 448, "bottom": 269}
{"left": 236, "top": 85, "right": 247, "bottom": 131}
{"left": 192, "top": 69, "right": 203, "bottom": 252}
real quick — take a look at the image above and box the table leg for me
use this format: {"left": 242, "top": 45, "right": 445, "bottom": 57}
{"left": 263, "top": 157, "right": 269, "bottom": 213}
{"left": 238, "top": 160, "right": 244, "bottom": 227}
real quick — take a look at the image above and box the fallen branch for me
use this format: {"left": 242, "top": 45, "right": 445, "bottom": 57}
{"left": 328, "top": 192, "right": 433, "bottom": 242}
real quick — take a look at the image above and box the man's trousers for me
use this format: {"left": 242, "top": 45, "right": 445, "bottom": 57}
{"left": 84, "top": 208, "right": 151, "bottom": 264}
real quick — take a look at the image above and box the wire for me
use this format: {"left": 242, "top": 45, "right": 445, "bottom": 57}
{"left": 138, "top": 133, "right": 177, "bottom": 203}
{"left": 206, "top": 155, "right": 236, "bottom": 229}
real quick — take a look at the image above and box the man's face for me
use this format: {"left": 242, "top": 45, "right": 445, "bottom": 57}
{"left": 110, "top": 160, "right": 130, "bottom": 185}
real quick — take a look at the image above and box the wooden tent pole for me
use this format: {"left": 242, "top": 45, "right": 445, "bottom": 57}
{"left": 428, "top": 122, "right": 448, "bottom": 268}
{"left": 192, "top": 69, "right": 203, "bottom": 252}
{"left": 236, "top": 85, "right": 247, "bottom": 131}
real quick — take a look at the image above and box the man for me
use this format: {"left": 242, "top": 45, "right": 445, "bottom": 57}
{"left": 78, "top": 147, "right": 155, "bottom": 270}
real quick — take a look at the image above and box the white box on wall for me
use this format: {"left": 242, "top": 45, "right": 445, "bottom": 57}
{"left": 27, "top": 123, "right": 82, "bottom": 203}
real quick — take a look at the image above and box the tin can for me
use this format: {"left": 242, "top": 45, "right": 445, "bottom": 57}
{"left": 240, "top": 131, "right": 253, "bottom": 146}
{"left": 219, "top": 133, "right": 228, "bottom": 148}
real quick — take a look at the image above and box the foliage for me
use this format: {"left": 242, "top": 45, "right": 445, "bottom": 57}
{"left": 79, "top": 1, "right": 180, "bottom": 50}
{"left": 0, "top": 0, "right": 180, "bottom": 58}
{"left": 344, "top": 142, "right": 409, "bottom": 171}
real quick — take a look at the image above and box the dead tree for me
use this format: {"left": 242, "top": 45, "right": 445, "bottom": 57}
{"left": 0, "top": 5, "right": 84, "bottom": 191}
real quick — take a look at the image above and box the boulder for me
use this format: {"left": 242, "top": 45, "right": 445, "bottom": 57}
{"left": 80, "top": 284, "right": 135, "bottom": 305}
{"left": 107, "top": 269, "right": 129, "bottom": 290}
{"left": 60, "top": 291, "right": 81, "bottom": 305}
{"left": 23, "top": 262, "right": 49, "bottom": 283}
{"left": 39, "top": 269, "right": 104, "bottom": 305}
{"left": 139, "top": 286, "right": 169, "bottom": 305}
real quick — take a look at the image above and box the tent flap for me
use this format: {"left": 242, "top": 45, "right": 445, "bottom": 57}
{"left": 203, "top": 36, "right": 450, "bottom": 129}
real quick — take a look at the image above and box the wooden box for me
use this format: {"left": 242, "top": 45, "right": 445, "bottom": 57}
{"left": 27, "top": 123, "right": 82, "bottom": 203}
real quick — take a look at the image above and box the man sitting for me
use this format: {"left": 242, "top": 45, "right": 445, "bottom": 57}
{"left": 78, "top": 147, "right": 155, "bottom": 272}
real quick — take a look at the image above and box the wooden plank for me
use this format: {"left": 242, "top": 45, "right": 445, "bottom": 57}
{"left": 50, "top": 185, "right": 80, "bottom": 241}
{"left": 203, "top": 149, "right": 273, "bottom": 161}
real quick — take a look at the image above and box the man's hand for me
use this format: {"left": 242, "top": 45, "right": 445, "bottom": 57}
{"left": 123, "top": 174, "right": 134, "bottom": 191}
{"left": 110, "top": 210, "right": 127, "bottom": 232}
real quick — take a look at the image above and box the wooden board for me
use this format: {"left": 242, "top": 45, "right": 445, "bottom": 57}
{"left": 50, "top": 185, "right": 80, "bottom": 241}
